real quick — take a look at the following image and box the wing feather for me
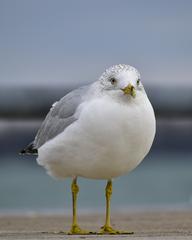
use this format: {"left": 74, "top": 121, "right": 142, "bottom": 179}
{"left": 33, "top": 85, "right": 89, "bottom": 149}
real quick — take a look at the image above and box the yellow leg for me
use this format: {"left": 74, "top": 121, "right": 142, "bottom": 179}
{"left": 98, "top": 180, "right": 133, "bottom": 235}
{"left": 68, "top": 177, "right": 95, "bottom": 235}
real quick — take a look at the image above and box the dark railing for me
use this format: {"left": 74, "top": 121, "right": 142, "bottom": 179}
{"left": 0, "top": 86, "right": 192, "bottom": 118}
{"left": 0, "top": 86, "right": 192, "bottom": 157}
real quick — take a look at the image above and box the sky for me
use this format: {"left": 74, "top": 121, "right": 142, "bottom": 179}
{"left": 0, "top": 0, "right": 192, "bottom": 88}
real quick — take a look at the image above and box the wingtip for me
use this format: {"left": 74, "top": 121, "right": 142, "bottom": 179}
{"left": 19, "top": 149, "right": 26, "bottom": 155}
{"left": 19, "top": 142, "right": 38, "bottom": 156}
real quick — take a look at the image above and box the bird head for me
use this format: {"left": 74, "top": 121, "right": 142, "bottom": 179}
{"left": 99, "top": 64, "right": 143, "bottom": 98}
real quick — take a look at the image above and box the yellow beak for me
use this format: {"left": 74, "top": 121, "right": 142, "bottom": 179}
{"left": 121, "top": 83, "right": 136, "bottom": 98}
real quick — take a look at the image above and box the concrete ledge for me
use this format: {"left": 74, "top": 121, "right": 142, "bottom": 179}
{"left": 0, "top": 210, "right": 192, "bottom": 239}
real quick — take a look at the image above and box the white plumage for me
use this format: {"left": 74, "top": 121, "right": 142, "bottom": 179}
{"left": 36, "top": 64, "right": 156, "bottom": 180}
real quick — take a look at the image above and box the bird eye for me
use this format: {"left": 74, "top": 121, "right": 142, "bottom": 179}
{"left": 109, "top": 77, "right": 117, "bottom": 85}
{"left": 136, "top": 79, "right": 140, "bottom": 85}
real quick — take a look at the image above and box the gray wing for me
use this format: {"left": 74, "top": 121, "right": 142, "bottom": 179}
{"left": 33, "top": 85, "right": 90, "bottom": 149}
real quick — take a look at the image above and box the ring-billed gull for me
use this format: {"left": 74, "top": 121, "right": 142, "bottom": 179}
{"left": 21, "top": 64, "right": 156, "bottom": 234}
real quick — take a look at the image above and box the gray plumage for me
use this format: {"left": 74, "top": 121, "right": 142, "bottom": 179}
{"left": 20, "top": 85, "right": 90, "bottom": 154}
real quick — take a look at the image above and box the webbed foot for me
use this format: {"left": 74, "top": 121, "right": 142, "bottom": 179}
{"left": 98, "top": 225, "right": 133, "bottom": 235}
{"left": 68, "top": 224, "right": 96, "bottom": 235}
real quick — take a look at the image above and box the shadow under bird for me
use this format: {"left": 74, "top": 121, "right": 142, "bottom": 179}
{"left": 21, "top": 64, "right": 156, "bottom": 235}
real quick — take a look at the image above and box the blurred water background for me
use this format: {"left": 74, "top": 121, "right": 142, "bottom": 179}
{"left": 0, "top": 0, "right": 192, "bottom": 213}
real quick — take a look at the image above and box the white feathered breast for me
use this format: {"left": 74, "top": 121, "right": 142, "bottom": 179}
{"left": 37, "top": 93, "right": 156, "bottom": 180}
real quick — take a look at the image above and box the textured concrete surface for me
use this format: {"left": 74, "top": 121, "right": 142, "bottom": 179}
{"left": 0, "top": 210, "right": 192, "bottom": 239}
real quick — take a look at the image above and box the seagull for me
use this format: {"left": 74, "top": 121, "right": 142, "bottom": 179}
{"left": 21, "top": 64, "right": 156, "bottom": 235}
